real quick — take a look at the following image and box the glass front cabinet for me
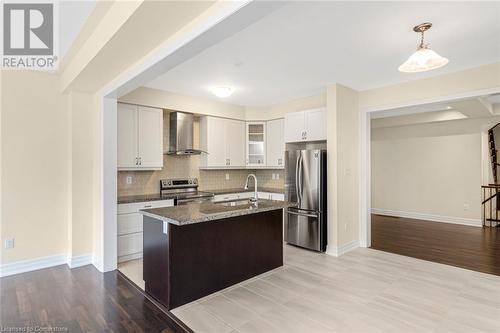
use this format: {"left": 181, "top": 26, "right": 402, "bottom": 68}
{"left": 246, "top": 122, "right": 266, "bottom": 166}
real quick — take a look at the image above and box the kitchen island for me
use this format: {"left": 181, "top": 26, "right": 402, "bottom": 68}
{"left": 139, "top": 199, "right": 293, "bottom": 310}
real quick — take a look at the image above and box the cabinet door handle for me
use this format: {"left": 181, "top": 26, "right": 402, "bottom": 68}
{"left": 139, "top": 157, "right": 142, "bottom": 165}
{"left": 135, "top": 157, "right": 138, "bottom": 166}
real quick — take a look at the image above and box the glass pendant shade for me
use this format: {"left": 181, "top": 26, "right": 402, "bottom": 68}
{"left": 399, "top": 46, "right": 449, "bottom": 73}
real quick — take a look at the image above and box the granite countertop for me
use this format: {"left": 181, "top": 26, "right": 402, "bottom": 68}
{"left": 118, "top": 187, "right": 284, "bottom": 204}
{"left": 140, "top": 199, "right": 294, "bottom": 226}
{"left": 206, "top": 187, "right": 284, "bottom": 195}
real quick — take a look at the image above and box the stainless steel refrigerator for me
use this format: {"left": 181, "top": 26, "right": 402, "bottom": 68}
{"left": 284, "top": 149, "right": 327, "bottom": 252}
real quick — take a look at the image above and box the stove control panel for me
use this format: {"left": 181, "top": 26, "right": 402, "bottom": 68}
{"left": 160, "top": 178, "right": 198, "bottom": 190}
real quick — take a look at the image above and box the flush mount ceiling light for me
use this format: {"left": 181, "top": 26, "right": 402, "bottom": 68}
{"left": 211, "top": 86, "right": 234, "bottom": 98}
{"left": 399, "top": 22, "right": 449, "bottom": 73}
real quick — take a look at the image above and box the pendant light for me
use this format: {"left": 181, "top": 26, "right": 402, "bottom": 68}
{"left": 399, "top": 22, "right": 449, "bottom": 73}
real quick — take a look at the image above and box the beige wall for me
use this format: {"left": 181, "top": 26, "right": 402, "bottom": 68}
{"left": 245, "top": 92, "right": 326, "bottom": 120}
{"left": 120, "top": 87, "right": 246, "bottom": 119}
{"left": 371, "top": 120, "right": 486, "bottom": 221}
{"left": 1, "top": 71, "right": 68, "bottom": 264}
{"left": 360, "top": 62, "right": 500, "bottom": 111}
{"left": 68, "top": 92, "right": 95, "bottom": 257}
{"left": 326, "top": 84, "right": 359, "bottom": 250}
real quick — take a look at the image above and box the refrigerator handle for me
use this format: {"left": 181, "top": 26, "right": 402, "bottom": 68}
{"left": 295, "top": 154, "right": 301, "bottom": 206}
{"left": 298, "top": 153, "right": 303, "bottom": 205}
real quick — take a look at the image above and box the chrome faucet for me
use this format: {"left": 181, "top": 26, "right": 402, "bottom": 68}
{"left": 244, "top": 173, "right": 258, "bottom": 204}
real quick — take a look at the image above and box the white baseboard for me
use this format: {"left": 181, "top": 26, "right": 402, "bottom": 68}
{"left": 118, "top": 252, "right": 142, "bottom": 263}
{"left": 67, "top": 254, "right": 93, "bottom": 268}
{"left": 1, "top": 253, "right": 97, "bottom": 277}
{"left": 326, "top": 240, "right": 359, "bottom": 257}
{"left": 371, "top": 208, "right": 482, "bottom": 227}
{"left": 0, "top": 254, "right": 67, "bottom": 277}
{"left": 92, "top": 255, "right": 104, "bottom": 272}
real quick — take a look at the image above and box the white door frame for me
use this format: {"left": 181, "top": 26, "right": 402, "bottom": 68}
{"left": 358, "top": 87, "right": 500, "bottom": 248}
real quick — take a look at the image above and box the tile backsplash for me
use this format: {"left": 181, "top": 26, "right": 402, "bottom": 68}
{"left": 117, "top": 157, "right": 284, "bottom": 196}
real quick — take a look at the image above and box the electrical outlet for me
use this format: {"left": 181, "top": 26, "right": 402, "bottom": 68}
{"left": 126, "top": 176, "right": 132, "bottom": 185}
{"left": 225, "top": 173, "right": 230, "bottom": 180}
{"left": 4, "top": 238, "right": 14, "bottom": 249}
{"left": 463, "top": 203, "right": 470, "bottom": 211}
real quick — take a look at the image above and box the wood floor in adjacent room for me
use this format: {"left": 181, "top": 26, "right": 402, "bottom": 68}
{"left": 371, "top": 214, "right": 500, "bottom": 276}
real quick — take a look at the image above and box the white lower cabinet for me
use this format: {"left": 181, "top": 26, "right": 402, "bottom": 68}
{"left": 259, "top": 192, "right": 285, "bottom": 201}
{"left": 117, "top": 199, "right": 173, "bottom": 263}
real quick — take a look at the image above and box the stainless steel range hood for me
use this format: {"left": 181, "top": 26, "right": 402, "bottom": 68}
{"left": 166, "top": 111, "right": 206, "bottom": 155}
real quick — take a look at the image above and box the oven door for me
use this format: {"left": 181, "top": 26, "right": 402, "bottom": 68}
{"left": 285, "top": 208, "right": 321, "bottom": 251}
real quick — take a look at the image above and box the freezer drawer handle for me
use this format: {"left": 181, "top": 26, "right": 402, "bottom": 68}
{"left": 287, "top": 210, "right": 318, "bottom": 218}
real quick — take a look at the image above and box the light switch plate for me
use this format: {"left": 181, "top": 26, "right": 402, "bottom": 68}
{"left": 272, "top": 173, "right": 276, "bottom": 180}
{"left": 225, "top": 173, "right": 230, "bottom": 180}
{"left": 276, "top": 173, "right": 280, "bottom": 180}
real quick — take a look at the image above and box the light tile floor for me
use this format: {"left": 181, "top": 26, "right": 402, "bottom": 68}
{"left": 118, "top": 258, "right": 145, "bottom": 290}
{"left": 171, "top": 245, "right": 500, "bottom": 333}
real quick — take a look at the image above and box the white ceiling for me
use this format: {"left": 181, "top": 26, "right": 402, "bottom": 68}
{"left": 145, "top": 1, "right": 500, "bottom": 107}
{"left": 59, "top": 0, "right": 96, "bottom": 60}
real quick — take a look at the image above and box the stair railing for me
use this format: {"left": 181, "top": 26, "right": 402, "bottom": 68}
{"left": 482, "top": 184, "right": 500, "bottom": 227}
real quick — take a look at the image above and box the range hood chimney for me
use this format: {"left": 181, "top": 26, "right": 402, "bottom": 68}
{"left": 167, "top": 111, "right": 206, "bottom": 155}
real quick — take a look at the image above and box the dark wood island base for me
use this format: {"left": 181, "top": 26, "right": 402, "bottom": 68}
{"left": 143, "top": 209, "right": 283, "bottom": 309}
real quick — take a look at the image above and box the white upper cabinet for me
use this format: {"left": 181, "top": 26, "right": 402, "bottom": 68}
{"left": 226, "top": 120, "right": 246, "bottom": 167}
{"left": 137, "top": 106, "right": 163, "bottom": 168}
{"left": 305, "top": 108, "right": 327, "bottom": 141}
{"left": 200, "top": 116, "right": 226, "bottom": 167}
{"left": 117, "top": 103, "right": 163, "bottom": 170}
{"left": 246, "top": 122, "right": 266, "bottom": 167}
{"left": 200, "top": 116, "right": 245, "bottom": 168}
{"left": 284, "top": 107, "right": 326, "bottom": 143}
{"left": 284, "top": 111, "right": 305, "bottom": 143}
{"left": 266, "top": 118, "right": 285, "bottom": 168}
{"left": 117, "top": 104, "right": 138, "bottom": 169}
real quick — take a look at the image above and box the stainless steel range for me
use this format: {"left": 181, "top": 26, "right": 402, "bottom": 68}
{"left": 160, "top": 178, "right": 214, "bottom": 205}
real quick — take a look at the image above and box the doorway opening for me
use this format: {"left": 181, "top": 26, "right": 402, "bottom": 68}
{"left": 369, "top": 93, "right": 500, "bottom": 276}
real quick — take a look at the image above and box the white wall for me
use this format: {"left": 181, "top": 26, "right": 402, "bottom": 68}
{"left": 370, "top": 118, "right": 496, "bottom": 225}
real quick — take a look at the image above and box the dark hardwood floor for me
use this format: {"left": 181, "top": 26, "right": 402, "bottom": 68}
{"left": 0, "top": 264, "right": 192, "bottom": 333}
{"left": 371, "top": 214, "right": 500, "bottom": 276}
